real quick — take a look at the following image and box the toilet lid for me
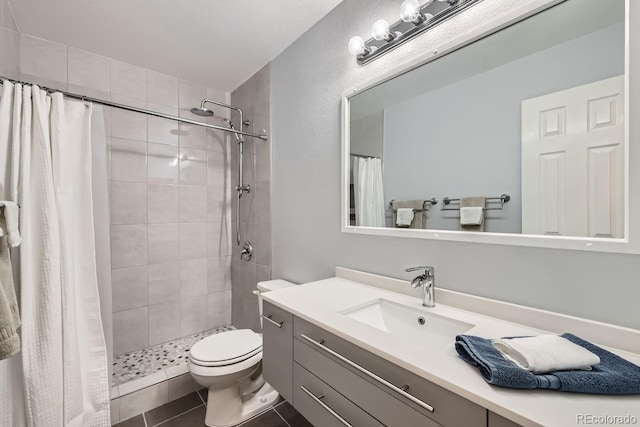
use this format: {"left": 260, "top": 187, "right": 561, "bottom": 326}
{"left": 189, "top": 329, "right": 262, "bottom": 366}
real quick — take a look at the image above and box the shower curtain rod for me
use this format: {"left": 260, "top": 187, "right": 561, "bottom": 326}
{"left": 0, "top": 76, "right": 269, "bottom": 141}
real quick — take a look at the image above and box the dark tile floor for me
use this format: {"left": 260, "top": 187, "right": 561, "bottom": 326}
{"left": 113, "top": 389, "right": 313, "bottom": 427}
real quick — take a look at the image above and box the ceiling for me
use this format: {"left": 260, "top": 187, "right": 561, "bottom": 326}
{"left": 9, "top": 0, "right": 344, "bottom": 91}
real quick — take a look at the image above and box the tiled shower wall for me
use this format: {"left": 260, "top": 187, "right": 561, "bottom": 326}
{"left": 17, "top": 34, "right": 234, "bottom": 355}
{"left": 0, "top": 0, "right": 19, "bottom": 79}
{"left": 230, "top": 64, "right": 272, "bottom": 331}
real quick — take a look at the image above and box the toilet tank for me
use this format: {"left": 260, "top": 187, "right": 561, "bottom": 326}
{"left": 257, "top": 280, "right": 296, "bottom": 327}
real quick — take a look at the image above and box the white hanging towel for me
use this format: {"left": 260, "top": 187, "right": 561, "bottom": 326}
{"left": 460, "top": 206, "right": 484, "bottom": 225}
{"left": 395, "top": 208, "right": 414, "bottom": 227}
{"left": 0, "top": 201, "right": 22, "bottom": 247}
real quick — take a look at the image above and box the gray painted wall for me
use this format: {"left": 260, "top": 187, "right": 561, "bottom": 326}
{"left": 271, "top": 0, "right": 640, "bottom": 330}
{"left": 350, "top": 111, "right": 384, "bottom": 158}
{"left": 382, "top": 24, "right": 623, "bottom": 233}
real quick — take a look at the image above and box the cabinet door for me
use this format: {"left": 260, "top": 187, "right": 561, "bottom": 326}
{"left": 262, "top": 301, "right": 294, "bottom": 402}
{"left": 489, "top": 411, "right": 522, "bottom": 427}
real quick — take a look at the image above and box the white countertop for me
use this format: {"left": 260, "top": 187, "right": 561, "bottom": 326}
{"left": 262, "top": 276, "right": 640, "bottom": 427}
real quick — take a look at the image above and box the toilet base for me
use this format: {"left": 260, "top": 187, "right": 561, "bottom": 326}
{"left": 204, "top": 382, "right": 279, "bottom": 427}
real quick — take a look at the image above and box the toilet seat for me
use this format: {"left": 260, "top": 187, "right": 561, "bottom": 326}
{"left": 189, "top": 329, "right": 262, "bottom": 367}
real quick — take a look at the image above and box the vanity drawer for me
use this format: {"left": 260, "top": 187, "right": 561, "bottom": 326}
{"left": 294, "top": 317, "right": 486, "bottom": 427}
{"left": 295, "top": 338, "right": 440, "bottom": 427}
{"left": 262, "top": 301, "right": 294, "bottom": 402}
{"left": 294, "top": 362, "right": 385, "bottom": 427}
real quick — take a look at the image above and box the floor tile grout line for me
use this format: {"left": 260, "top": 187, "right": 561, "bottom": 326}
{"left": 197, "top": 389, "right": 207, "bottom": 406}
{"left": 273, "top": 406, "right": 293, "bottom": 427}
{"left": 235, "top": 407, "right": 275, "bottom": 427}
{"left": 150, "top": 403, "right": 205, "bottom": 427}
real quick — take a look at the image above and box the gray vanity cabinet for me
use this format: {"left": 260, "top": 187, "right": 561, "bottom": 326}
{"left": 489, "top": 411, "right": 522, "bottom": 427}
{"left": 294, "top": 317, "right": 486, "bottom": 427}
{"left": 261, "top": 301, "right": 294, "bottom": 402}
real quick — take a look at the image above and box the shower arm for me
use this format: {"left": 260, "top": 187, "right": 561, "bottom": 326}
{"left": 200, "top": 99, "right": 249, "bottom": 246}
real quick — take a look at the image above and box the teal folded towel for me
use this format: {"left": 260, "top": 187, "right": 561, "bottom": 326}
{"left": 455, "top": 333, "right": 640, "bottom": 394}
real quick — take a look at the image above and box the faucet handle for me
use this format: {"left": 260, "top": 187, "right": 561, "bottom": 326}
{"left": 405, "top": 266, "right": 434, "bottom": 276}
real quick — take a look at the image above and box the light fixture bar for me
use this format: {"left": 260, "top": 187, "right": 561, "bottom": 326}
{"left": 355, "top": 0, "right": 485, "bottom": 65}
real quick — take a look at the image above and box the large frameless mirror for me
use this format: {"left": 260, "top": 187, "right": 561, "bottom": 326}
{"left": 342, "top": 0, "right": 638, "bottom": 253}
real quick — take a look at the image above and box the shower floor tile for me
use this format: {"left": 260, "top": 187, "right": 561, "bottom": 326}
{"left": 112, "top": 325, "right": 235, "bottom": 387}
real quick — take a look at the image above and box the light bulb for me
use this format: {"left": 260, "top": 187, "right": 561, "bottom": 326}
{"left": 400, "top": 0, "right": 421, "bottom": 23}
{"left": 371, "top": 19, "right": 391, "bottom": 41}
{"left": 348, "top": 36, "right": 366, "bottom": 55}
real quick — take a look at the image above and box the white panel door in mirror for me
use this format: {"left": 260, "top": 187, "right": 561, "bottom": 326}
{"left": 522, "top": 76, "right": 624, "bottom": 238}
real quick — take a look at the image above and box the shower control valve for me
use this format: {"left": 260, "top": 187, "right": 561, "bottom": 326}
{"left": 241, "top": 241, "right": 253, "bottom": 262}
{"left": 236, "top": 184, "right": 251, "bottom": 194}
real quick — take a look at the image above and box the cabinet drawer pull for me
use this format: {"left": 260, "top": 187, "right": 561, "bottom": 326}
{"left": 300, "top": 333, "right": 435, "bottom": 413}
{"left": 261, "top": 314, "right": 283, "bottom": 328}
{"left": 300, "top": 385, "right": 353, "bottom": 427}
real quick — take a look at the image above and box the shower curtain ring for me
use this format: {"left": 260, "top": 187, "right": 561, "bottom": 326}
{"left": 82, "top": 97, "right": 90, "bottom": 108}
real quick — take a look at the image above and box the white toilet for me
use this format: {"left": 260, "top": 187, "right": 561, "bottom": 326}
{"left": 188, "top": 279, "right": 295, "bottom": 427}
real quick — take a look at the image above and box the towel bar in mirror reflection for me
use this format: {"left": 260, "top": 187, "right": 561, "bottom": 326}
{"left": 441, "top": 194, "right": 511, "bottom": 212}
{"left": 341, "top": 0, "right": 640, "bottom": 253}
{"left": 388, "top": 198, "right": 438, "bottom": 212}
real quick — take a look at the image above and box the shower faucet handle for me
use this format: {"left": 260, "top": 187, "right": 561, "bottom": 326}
{"left": 241, "top": 241, "right": 253, "bottom": 261}
{"left": 235, "top": 184, "right": 251, "bottom": 194}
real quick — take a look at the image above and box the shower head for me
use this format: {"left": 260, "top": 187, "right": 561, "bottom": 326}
{"left": 190, "top": 106, "right": 214, "bottom": 117}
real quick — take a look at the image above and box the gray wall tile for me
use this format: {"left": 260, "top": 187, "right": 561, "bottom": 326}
{"left": 179, "top": 185, "right": 207, "bottom": 223}
{"left": 208, "top": 256, "right": 231, "bottom": 293}
{"left": 20, "top": 34, "right": 67, "bottom": 83}
{"left": 180, "top": 259, "right": 208, "bottom": 298}
{"left": 148, "top": 262, "right": 180, "bottom": 305}
{"left": 112, "top": 266, "right": 148, "bottom": 312}
{"left": 67, "top": 47, "right": 110, "bottom": 92}
{"left": 179, "top": 223, "right": 208, "bottom": 260}
{"left": 111, "top": 225, "right": 147, "bottom": 268}
{"left": 180, "top": 296, "right": 208, "bottom": 336}
{"left": 110, "top": 138, "right": 147, "bottom": 183}
{"left": 147, "top": 70, "right": 179, "bottom": 108}
{"left": 148, "top": 184, "right": 179, "bottom": 223}
{"left": 149, "top": 302, "right": 181, "bottom": 345}
{"left": 111, "top": 182, "right": 147, "bottom": 225}
{"left": 148, "top": 143, "right": 179, "bottom": 185}
{"left": 148, "top": 223, "right": 180, "bottom": 264}
{"left": 208, "top": 290, "right": 231, "bottom": 328}
{"left": 114, "top": 307, "right": 149, "bottom": 354}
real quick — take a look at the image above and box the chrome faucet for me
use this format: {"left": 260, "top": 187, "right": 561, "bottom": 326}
{"left": 406, "top": 266, "right": 435, "bottom": 307}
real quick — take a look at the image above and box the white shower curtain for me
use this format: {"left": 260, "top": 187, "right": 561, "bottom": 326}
{"left": 0, "top": 80, "right": 110, "bottom": 426}
{"left": 353, "top": 156, "right": 385, "bottom": 227}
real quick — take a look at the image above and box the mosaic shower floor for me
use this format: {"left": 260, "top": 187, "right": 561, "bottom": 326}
{"left": 112, "top": 325, "right": 235, "bottom": 386}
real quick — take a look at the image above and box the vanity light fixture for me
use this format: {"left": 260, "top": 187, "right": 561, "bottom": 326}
{"left": 348, "top": 0, "right": 484, "bottom": 65}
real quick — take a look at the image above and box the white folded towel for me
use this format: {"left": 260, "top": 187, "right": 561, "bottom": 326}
{"left": 0, "top": 202, "right": 21, "bottom": 247}
{"left": 396, "top": 208, "right": 414, "bottom": 227}
{"left": 460, "top": 206, "right": 484, "bottom": 225}
{"left": 492, "top": 334, "right": 601, "bottom": 374}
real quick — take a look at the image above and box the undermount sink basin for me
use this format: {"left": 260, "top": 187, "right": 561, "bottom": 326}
{"left": 341, "top": 299, "right": 474, "bottom": 347}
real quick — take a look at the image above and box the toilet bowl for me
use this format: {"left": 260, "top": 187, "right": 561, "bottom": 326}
{"left": 188, "top": 279, "right": 295, "bottom": 427}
